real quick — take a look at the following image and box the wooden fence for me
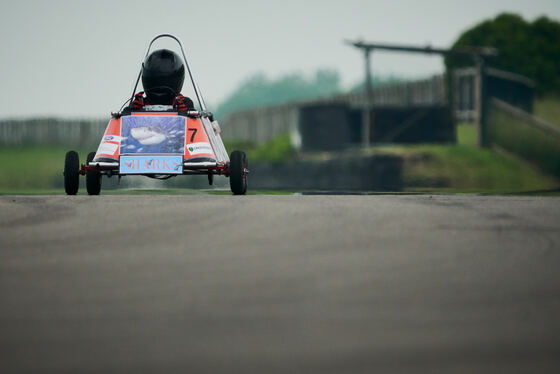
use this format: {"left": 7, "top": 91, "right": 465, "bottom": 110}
{"left": 220, "top": 75, "right": 445, "bottom": 143}
{"left": 1, "top": 75, "right": 446, "bottom": 147}
{"left": 0, "top": 118, "right": 107, "bottom": 148}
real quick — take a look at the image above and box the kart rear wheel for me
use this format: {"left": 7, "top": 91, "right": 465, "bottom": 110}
{"left": 64, "top": 151, "right": 80, "bottom": 195}
{"left": 86, "top": 152, "right": 101, "bottom": 195}
{"left": 229, "top": 150, "right": 248, "bottom": 195}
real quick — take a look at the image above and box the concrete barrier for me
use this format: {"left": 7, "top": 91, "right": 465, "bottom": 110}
{"left": 248, "top": 154, "right": 404, "bottom": 191}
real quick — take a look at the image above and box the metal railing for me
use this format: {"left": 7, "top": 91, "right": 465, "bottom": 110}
{"left": 487, "top": 98, "right": 560, "bottom": 176}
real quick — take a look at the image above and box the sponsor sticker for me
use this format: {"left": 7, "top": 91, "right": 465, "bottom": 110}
{"left": 119, "top": 155, "right": 183, "bottom": 174}
{"left": 97, "top": 142, "right": 119, "bottom": 156}
{"left": 187, "top": 142, "right": 213, "bottom": 155}
{"left": 103, "top": 135, "right": 122, "bottom": 142}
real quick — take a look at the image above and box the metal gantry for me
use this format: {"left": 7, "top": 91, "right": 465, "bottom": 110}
{"left": 345, "top": 40, "right": 498, "bottom": 147}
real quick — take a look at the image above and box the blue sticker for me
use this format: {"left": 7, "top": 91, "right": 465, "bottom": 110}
{"left": 120, "top": 155, "right": 183, "bottom": 174}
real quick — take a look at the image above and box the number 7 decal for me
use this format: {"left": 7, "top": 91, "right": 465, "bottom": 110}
{"left": 188, "top": 128, "right": 197, "bottom": 142}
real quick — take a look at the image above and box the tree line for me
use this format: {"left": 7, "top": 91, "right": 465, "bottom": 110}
{"left": 445, "top": 13, "right": 560, "bottom": 95}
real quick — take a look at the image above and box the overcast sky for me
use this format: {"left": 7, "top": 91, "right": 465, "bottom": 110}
{"left": 0, "top": 0, "right": 559, "bottom": 119}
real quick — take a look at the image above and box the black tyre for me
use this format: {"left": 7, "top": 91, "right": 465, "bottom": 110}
{"left": 64, "top": 151, "right": 80, "bottom": 195}
{"left": 86, "top": 152, "right": 101, "bottom": 195}
{"left": 229, "top": 150, "right": 248, "bottom": 195}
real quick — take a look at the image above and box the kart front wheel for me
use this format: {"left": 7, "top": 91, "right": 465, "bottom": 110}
{"left": 86, "top": 152, "right": 101, "bottom": 195}
{"left": 64, "top": 151, "right": 80, "bottom": 195}
{"left": 229, "top": 150, "right": 248, "bottom": 195}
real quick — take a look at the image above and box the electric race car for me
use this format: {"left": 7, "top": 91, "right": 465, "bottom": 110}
{"left": 63, "top": 34, "right": 248, "bottom": 195}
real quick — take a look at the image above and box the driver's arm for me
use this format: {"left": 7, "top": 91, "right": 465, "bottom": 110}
{"left": 176, "top": 95, "right": 194, "bottom": 111}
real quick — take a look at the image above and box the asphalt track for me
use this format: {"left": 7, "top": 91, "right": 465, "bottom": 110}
{"left": 1, "top": 194, "right": 560, "bottom": 373}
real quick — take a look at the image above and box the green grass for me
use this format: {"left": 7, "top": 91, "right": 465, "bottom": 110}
{"left": 534, "top": 96, "right": 560, "bottom": 130}
{"left": 98, "top": 189, "right": 291, "bottom": 195}
{"left": 456, "top": 123, "right": 478, "bottom": 147}
{"left": 0, "top": 146, "right": 88, "bottom": 191}
{"left": 0, "top": 189, "right": 65, "bottom": 195}
{"left": 1, "top": 130, "right": 558, "bottom": 195}
{"left": 223, "top": 134, "right": 295, "bottom": 163}
{"left": 488, "top": 102, "right": 560, "bottom": 176}
{"left": 0, "top": 144, "right": 294, "bottom": 195}
{"left": 0, "top": 188, "right": 292, "bottom": 196}
{"left": 369, "top": 143, "right": 559, "bottom": 193}
{"left": 0, "top": 134, "right": 295, "bottom": 191}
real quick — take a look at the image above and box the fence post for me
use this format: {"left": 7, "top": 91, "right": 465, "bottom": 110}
{"left": 477, "top": 58, "right": 488, "bottom": 147}
{"left": 362, "top": 48, "right": 373, "bottom": 147}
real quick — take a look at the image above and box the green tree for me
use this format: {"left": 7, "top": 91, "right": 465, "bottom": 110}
{"left": 445, "top": 13, "right": 560, "bottom": 95}
{"left": 215, "top": 69, "right": 341, "bottom": 118}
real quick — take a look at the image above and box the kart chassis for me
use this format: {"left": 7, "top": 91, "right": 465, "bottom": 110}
{"left": 64, "top": 34, "right": 248, "bottom": 195}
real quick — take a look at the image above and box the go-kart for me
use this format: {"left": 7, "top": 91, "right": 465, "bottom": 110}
{"left": 63, "top": 34, "right": 248, "bottom": 195}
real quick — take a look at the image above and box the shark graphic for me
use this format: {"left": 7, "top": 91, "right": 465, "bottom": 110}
{"left": 130, "top": 126, "right": 166, "bottom": 145}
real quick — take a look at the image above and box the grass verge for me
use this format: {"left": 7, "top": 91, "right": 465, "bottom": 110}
{"left": 534, "top": 96, "right": 560, "bottom": 130}
{"left": 1, "top": 129, "right": 558, "bottom": 195}
{"left": 370, "top": 143, "right": 558, "bottom": 193}
{"left": 488, "top": 101, "right": 560, "bottom": 176}
{"left": 0, "top": 146, "right": 88, "bottom": 192}
{"left": 223, "top": 134, "right": 294, "bottom": 163}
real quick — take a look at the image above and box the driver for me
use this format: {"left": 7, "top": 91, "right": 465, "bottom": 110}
{"left": 131, "top": 49, "right": 195, "bottom": 111}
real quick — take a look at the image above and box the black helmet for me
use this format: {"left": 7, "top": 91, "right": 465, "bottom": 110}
{"left": 142, "top": 49, "right": 185, "bottom": 104}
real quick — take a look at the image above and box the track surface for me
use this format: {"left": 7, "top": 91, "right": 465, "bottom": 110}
{"left": 1, "top": 194, "right": 560, "bottom": 373}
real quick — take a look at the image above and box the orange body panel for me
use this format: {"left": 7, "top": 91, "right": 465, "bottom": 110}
{"left": 94, "top": 114, "right": 218, "bottom": 163}
{"left": 94, "top": 118, "right": 122, "bottom": 160}
{"left": 184, "top": 117, "right": 217, "bottom": 161}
